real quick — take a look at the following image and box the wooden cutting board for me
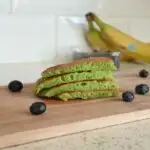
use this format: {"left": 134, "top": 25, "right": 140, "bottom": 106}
{"left": 0, "top": 63, "right": 150, "bottom": 149}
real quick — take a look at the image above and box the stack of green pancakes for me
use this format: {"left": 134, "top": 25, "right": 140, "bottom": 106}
{"left": 35, "top": 57, "right": 119, "bottom": 101}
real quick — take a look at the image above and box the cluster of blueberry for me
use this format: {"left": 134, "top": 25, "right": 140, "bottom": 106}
{"left": 7, "top": 69, "right": 149, "bottom": 115}
{"left": 122, "top": 69, "right": 149, "bottom": 102}
{"left": 8, "top": 80, "right": 46, "bottom": 116}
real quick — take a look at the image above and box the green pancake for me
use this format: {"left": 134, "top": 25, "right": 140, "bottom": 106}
{"left": 57, "top": 90, "right": 119, "bottom": 101}
{"left": 37, "top": 80, "right": 119, "bottom": 98}
{"left": 42, "top": 57, "right": 116, "bottom": 78}
{"left": 35, "top": 71, "right": 115, "bottom": 94}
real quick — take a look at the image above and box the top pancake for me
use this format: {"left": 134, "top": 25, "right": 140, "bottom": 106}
{"left": 42, "top": 57, "right": 116, "bottom": 78}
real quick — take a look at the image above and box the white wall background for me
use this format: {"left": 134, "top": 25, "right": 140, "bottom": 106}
{"left": 0, "top": 0, "right": 150, "bottom": 85}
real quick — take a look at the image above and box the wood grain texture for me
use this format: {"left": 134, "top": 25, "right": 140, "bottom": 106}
{"left": 0, "top": 63, "right": 150, "bottom": 148}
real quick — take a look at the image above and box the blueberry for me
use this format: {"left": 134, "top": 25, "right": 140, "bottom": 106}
{"left": 8, "top": 80, "right": 23, "bottom": 92}
{"left": 139, "top": 69, "right": 149, "bottom": 78}
{"left": 135, "top": 84, "right": 149, "bottom": 95}
{"left": 30, "top": 102, "right": 46, "bottom": 115}
{"left": 122, "top": 91, "right": 134, "bottom": 102}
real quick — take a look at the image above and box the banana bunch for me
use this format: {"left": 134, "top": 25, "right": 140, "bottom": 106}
{"left": 84, "top": 13, "right": 134, "bottom": 61}
{"left": 85, "top": 12, "right": 150, "bottom": 63}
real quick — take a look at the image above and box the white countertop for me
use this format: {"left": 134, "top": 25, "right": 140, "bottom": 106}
{"left": 3, "top": 119, "right": 150, "bottom": 150}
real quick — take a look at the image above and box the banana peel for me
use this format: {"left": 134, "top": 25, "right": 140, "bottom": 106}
{"left": 84, "top": 20, "right": 110, "bottom": 51}
{"left": 84, "top": 30, "right": 110, "bottom": 51}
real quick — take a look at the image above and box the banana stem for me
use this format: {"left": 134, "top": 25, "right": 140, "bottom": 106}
{"left": 94, "top": 15, "right": 105, "bottom": 30}
{"left": 87, "top": 20, "right": 95, "bottom": 30}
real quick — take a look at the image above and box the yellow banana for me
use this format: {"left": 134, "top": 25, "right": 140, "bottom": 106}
{"left": 84, "top": 20, "right": 110, "bottom": 51}
{"left": 91, "top": 13, "right": 150, "bottom": 63}
{"left": 85, "top": 20, "right": 135, "bottom": 61}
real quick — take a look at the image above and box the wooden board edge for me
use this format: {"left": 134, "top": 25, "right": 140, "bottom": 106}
{"left": 1, "top": 109, "right": 150, "bottom": 149}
